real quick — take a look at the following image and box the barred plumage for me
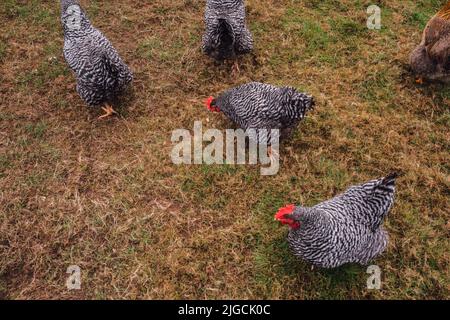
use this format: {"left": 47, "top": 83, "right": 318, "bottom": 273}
{"left": 206, "top": 82, "right": 315, "bottom": 144}
{"left": 61, "top": 0, "right": 133, "bottom": 109}
{"left": 275, "top": 173, "right": 398, "bottom": 268}
{"left": 202, "top": 0, "right": 254, "bottom": 61}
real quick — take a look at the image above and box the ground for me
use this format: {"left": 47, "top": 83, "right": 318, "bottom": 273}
{"left": 0, "top": 0, "right": 448, "bottom": 299}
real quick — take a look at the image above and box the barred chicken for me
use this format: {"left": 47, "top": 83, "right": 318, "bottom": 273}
{"left": 205, "top": 82, "right": 315, "bottom": 148}
{"left": 61, "top": 0, "right": 133, "bottom": 118}
{"left": 275, "top": 173, "right": 398, "bottom": 269}
{"left": 202, "top": 0, "right": 254, "bottom": 71}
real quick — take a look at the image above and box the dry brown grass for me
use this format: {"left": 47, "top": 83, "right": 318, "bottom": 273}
{"left": 0, "top": 0, "right": 448, "bottom": 299}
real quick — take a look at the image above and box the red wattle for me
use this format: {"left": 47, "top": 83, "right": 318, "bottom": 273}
{"left": 275, "top": 204, "right": 295, "bottom": 221}
{"left": 205, "top": 96, "right": 220, "bottom": 113}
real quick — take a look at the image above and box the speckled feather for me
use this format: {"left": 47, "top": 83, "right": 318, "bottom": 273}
{"left": 284, "top": 173, "right": 397, "bottom": 268}
{"left": 61, "top": 0, "right": 133, "bottom": 107}
{"left": 211, "top": 82, "right": 315, "bottom": 144}
{"left": 202, "top": 0, "right": 254, "bottom": 60}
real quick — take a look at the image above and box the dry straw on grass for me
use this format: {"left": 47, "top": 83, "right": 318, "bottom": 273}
{"left": 0, "top": 0, "right": 448, "bottom": 299}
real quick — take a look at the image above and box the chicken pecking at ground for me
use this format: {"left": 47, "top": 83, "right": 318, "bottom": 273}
{"left": 202, "top": 0, "right": 254, "bottom": 73}
{"left": 205, "top": 82, "right": 315, "bottom": 156}
{"left": 61, "top": 0, "right": 133, "bottom": 119}
{"left": 410, "top": 1, "right": 450, "bottom": 84}
{"left": 275, "top": 173, "right": 398, "bottom": 269}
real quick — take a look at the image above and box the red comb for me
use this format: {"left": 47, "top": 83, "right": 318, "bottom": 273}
{"left": 205, "top": 96, "right": 220, "bottom": 113}
{"left": 274, "top": 204, "right": 295, "bottom": 221}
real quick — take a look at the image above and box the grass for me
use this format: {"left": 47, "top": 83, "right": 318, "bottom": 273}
{"left": 0, "top": 0, "right": 449, "bottom": 299}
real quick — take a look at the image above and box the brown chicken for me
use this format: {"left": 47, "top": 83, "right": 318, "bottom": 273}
{"left": 410, "top": 2, "right": 450, "bottom": 83}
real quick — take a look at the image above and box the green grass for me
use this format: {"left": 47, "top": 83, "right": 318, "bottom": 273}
{"left": 24, "top": 121, "right": 47, "bottom": 139}
{"left": 0, "top": 0, "right": 448, "bottom": 300}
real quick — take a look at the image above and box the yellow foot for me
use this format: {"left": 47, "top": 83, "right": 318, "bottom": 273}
{"left": 98, "top": 105, "right": 118, "bottom": 119}
{"left": 415, "top": 77, "right": 424, "bottom": 85}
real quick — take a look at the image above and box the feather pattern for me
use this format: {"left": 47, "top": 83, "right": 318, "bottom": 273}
{"left": 202, "top": 0, "right": 254, "bottom": 60}
{"left": 436, "top": 1, "right": 450, "bottom": 20}
{"left": 209, "top": 82, "right": 315, "bottom": 145}
{"left": 280, "top": 174, "right": 397, "bottom": 268}
{"left": 61, "top": 0, "right": 133, "bottom": 107}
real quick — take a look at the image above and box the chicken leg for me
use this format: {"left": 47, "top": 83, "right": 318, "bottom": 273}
{"left": 231, "top": 60, "right": 240, "bottom": 76}
{"left": 268, "top": 146, "right": 279, "bottom": 164}
{"left": 98, "top": 104, "right": 117, "bottom": 119}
